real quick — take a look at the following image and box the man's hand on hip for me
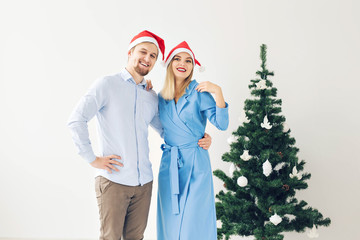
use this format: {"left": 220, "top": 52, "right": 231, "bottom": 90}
{"left": 198, "top": 133, "right": 212, "bottom": 150}
{"left": 90, "top": 155, "right": 123, "bottom": 174}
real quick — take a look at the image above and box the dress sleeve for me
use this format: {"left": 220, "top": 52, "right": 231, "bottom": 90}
{"left": 200, "top": 92, "right": 229, "bottom": 131}
{"left": 150, "top": 103, "right": 164, "bottom": 138}
{"left": 67, "top": 77, "right": 109, "bottom": 163}
{"left": 150, "top": 94, "right": 164, "bottom": 138}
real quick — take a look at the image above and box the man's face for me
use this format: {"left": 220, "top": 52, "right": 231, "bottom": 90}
{"left": 128, "top": 42, "right": 158, "bottom": 76}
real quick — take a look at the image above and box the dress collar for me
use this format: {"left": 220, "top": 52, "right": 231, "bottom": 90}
{"left": 182, "top": 80, "right": 198, "bottom": 97}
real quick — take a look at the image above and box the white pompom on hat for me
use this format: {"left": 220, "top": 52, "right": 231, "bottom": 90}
{"left": 164, "top": 41, "right": 204, "bottom": 72}
{"left": 128, "top": 30, "right": 165, "bottom": 61}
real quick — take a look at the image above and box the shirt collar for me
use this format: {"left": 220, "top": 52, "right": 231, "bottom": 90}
{"left": 120, "top": 68, "right": 147, "bottom": 89}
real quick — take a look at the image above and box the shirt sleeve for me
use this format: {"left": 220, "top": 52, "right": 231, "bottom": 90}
{"left": 67, "top": 77, "right": 109, "bottom": 163}
{"left": 200, "top": 92, "right": 229, "bottom": 131}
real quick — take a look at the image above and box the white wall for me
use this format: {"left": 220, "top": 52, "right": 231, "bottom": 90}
{"left": 1, "top": 0, "right": 359, "bottom": 239}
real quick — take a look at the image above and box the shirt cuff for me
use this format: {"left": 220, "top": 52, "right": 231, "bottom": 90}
{"left": 80, "top": 151, "right": 97, "bottom": 164}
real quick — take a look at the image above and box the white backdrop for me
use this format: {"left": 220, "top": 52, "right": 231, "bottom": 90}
{"left": 1, "top": 0, "right": 359, "bottom": 239}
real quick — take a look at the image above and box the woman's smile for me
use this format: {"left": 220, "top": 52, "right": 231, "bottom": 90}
{"left": 177, "top": 67, "right": 186, "bottom": 72}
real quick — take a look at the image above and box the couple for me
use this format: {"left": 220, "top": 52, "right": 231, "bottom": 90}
{"left": 68, "top": 30, "right": 229, "bottom": 240}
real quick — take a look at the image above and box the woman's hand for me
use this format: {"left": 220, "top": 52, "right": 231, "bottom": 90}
{"left": 195, "top": 81, "right": 220, "bottom": 94}
{"left": 196, "top": 81, "right": 226, "bottom": 108}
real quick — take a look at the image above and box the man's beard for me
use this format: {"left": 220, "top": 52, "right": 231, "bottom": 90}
{"left": 134, "top": 65, "right": 150, "bottom": 76}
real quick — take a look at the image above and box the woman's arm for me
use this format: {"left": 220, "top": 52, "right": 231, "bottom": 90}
{"left": 197, "top": 81, "right": 229, "bottom": 131}
{"left": 195, "top": 81, "right": 226, "bottom": 108}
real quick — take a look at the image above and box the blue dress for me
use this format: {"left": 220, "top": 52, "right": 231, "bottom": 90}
{"left": 157, "top": 80, "right": 229, "bottom": 240}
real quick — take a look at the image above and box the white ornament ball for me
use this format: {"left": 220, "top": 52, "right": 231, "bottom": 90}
{"left": 237, "top": 176, "right": 248, "bottom": 187}
{"left": 269, "top": 213, "right": 282, "bottom": 226}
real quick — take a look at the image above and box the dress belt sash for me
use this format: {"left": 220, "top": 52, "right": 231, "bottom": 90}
{"left": 161, "top": 141, "right": 199, "bottom": 215}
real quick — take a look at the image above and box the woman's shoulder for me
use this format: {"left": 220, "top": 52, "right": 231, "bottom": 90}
{"left": 188, "top": 80, "right": 211, "bottom": 99}
{"left": 189, "top": 79, "right": 199, "bottom": 88}
{"left": 158, "top": 92, "right": 169, "bottom": 105}
{"left": 187, "top": 80, "right": 199, "bottom": 95}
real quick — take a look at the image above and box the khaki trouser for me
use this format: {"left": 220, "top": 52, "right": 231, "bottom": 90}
{"left": 95, "top": 176, "right": 153, "bottom": 240}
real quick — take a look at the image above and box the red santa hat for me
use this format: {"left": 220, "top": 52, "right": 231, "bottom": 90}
{"left": 128, "top": 30, "right": 165, "bottom": 61}
{"left": 164, "top": 41, "right": 205, "bottom": 72}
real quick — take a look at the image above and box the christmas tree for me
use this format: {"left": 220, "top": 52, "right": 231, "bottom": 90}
{"left": 213, "top": 44, "right": 331, "bottom": 240}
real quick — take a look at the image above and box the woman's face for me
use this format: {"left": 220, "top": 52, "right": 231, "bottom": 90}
{"left": 171, "top": 52, "right": 194, "bottom": 81}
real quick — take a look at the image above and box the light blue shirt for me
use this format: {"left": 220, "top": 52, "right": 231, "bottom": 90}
{"left": 68, "top": 69, "right": 163, "bottom": 186}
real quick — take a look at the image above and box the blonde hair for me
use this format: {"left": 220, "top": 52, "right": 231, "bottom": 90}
{"left": 160, "top": 58, "right": 194, "bottom": 100}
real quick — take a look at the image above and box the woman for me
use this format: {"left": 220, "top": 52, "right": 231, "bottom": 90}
{"left": 157, "top": 41, "right": 229, "bottom": 240}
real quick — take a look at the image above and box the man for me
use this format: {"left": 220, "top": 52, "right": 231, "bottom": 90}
{"left": 67, "top": 30, "right": 211, "bottom": 240}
